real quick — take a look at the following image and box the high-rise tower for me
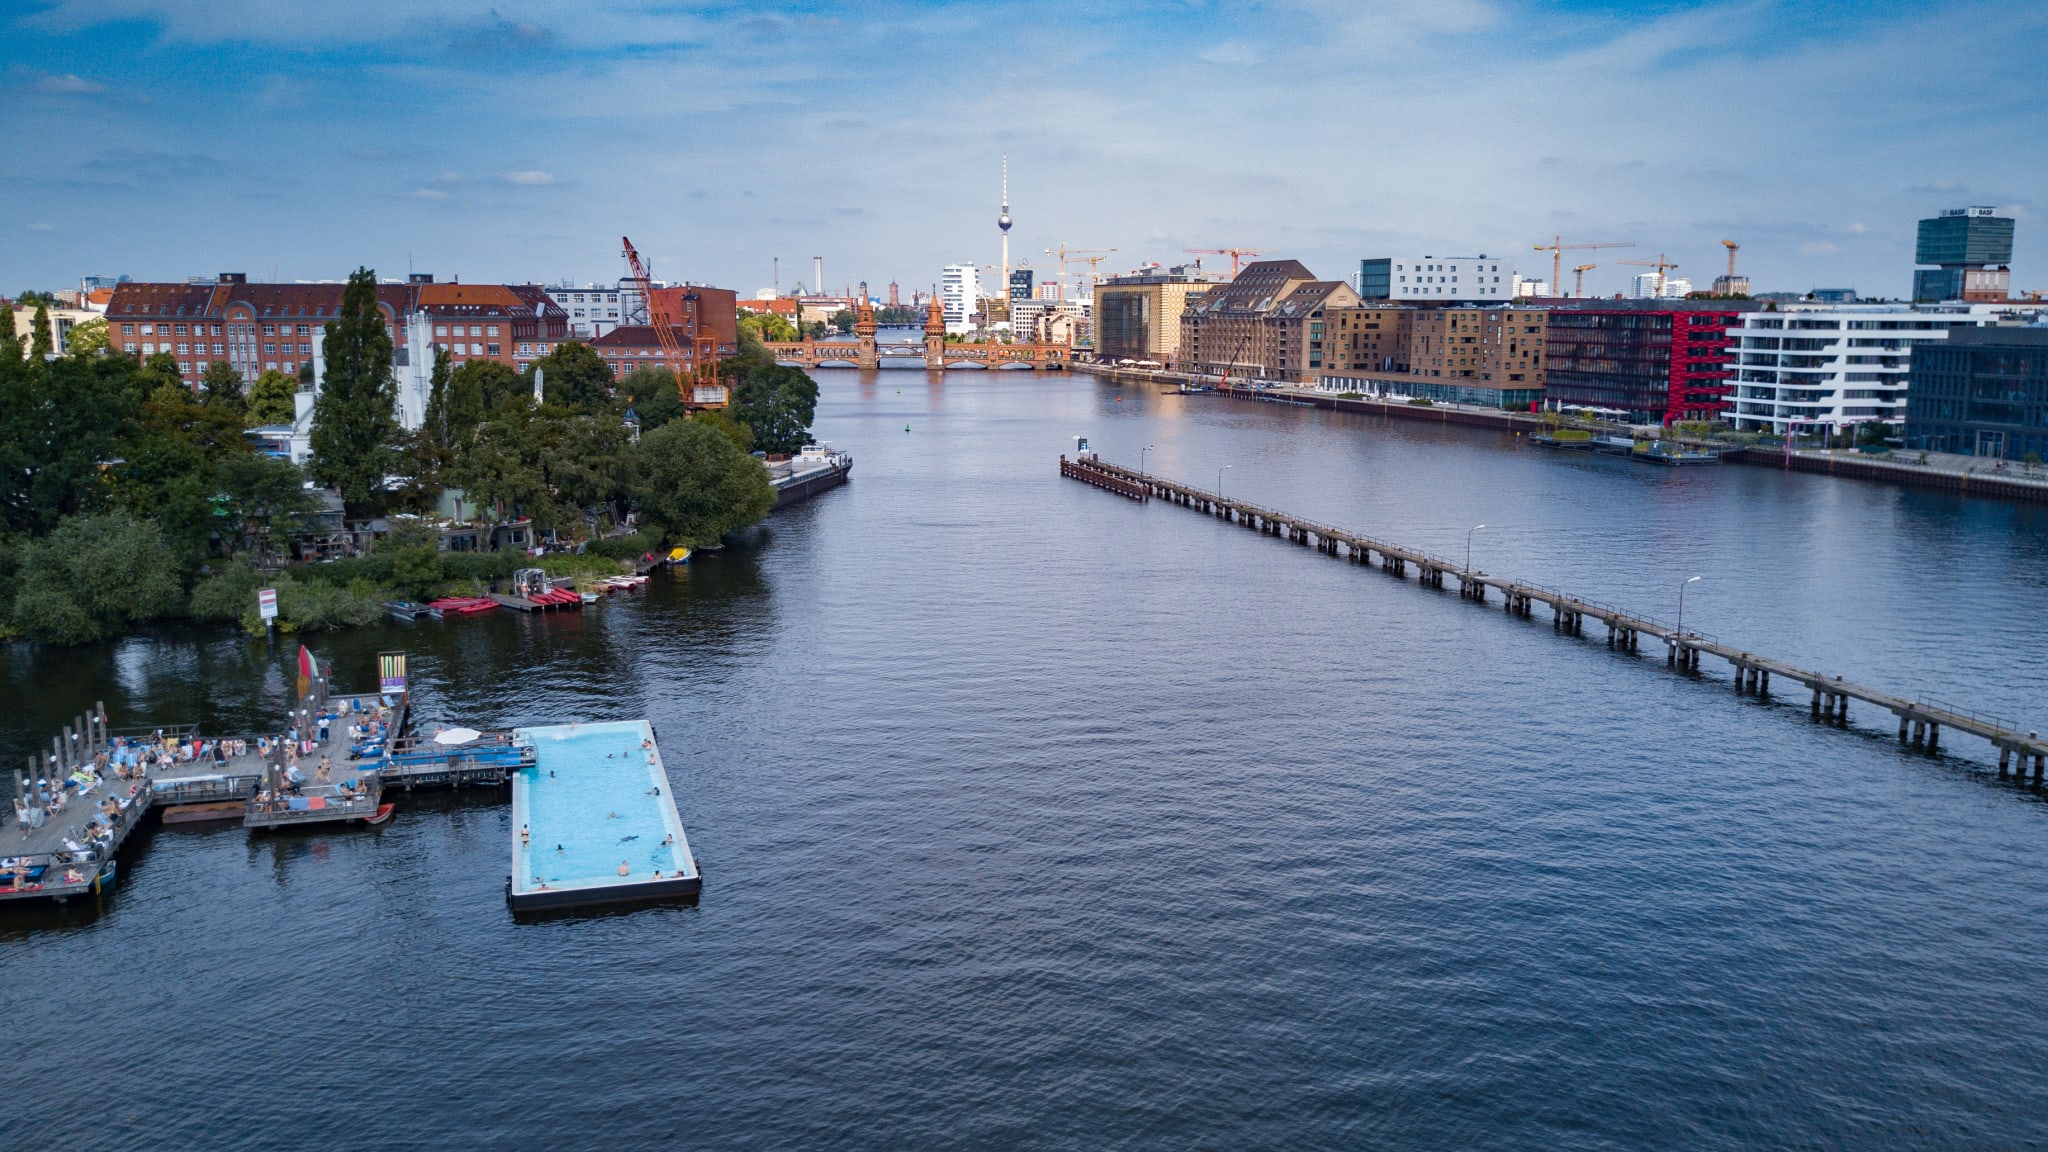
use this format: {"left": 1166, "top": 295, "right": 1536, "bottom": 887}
{"left": 998, "top": 155, "right": 1012, "bottom": 321}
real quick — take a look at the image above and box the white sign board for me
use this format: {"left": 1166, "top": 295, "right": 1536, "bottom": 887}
{"left": 258, "top": 588, "right": 279, "bottom": 622}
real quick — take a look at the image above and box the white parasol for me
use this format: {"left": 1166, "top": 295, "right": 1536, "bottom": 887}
{"left": 434, "top": 727, "right": 483, "bottom": 745}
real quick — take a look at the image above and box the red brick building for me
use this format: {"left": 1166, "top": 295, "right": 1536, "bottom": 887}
{"left": 103, "top": 274, "right": 571, "bottom": 387}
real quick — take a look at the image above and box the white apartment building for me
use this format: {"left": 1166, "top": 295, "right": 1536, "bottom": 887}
{"left": 941, "top": 264, "right": 979, "bottom": 334}
{"left": 544, "top": 282, "right": 627, "bottom": 338}
{"left": 1728, "top": 302, "right": 2048, "bottom": 435}
{"left": 1361, "top": 256, "right": 1516, "bottom": 301}
{"left": 1629, "top": 273, "right": 1693, "bottom": 299}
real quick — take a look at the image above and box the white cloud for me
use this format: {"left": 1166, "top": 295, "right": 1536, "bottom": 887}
{"left": 34, "top": 72, "right": 105, "bottom": 95}
{"left": 434, "top": 171, "right": 461, "bottom": 183}
{"left": 503, "top": 170, "right": 555, "bottom": 186}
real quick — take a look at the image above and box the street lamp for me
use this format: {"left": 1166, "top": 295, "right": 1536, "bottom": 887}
{"left": 1140, "top": 444, "right": 1155, "bottom": 477}
{"left": 1464, "top": 524, "right": 1486, "bottom": 573}
{"left": 1218, "top": 464, "right": 1232, "bottom": 499}
{"left": 1677, "top": 575, "right": 1702, "bottom": 636}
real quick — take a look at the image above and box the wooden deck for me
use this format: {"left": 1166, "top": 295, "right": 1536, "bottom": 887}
{"left": 1067, "top": 455, "right": 2048, "bottom": 777}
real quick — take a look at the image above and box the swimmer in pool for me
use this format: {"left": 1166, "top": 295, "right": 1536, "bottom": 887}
{"left": 617, "top": 861, "right": 630, "bottom": 876}
{"left": 520, "top": 824, "right": 530, "bottom": 844}
{"left": 608, "top": 811, "right": 619, "bottom": 818}
{"left": 661, "top": 834, "right": 673, "bottom": 846}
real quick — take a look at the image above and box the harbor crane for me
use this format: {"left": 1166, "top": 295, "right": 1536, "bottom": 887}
{"left": 1532, "top": 236, "right": 1633, "bottom": 295}
{"left": 1721, "top": 239, "right": 1740, "bottom": 279}
{"left": 1620, "top": 253, "right": 1681, "bottom": 297}
{"left": 1045, "top": 244, "right": 1116, "bottom": 301}
{"left": 622, "top": 235, "right": 721, "bottom": 407}
{"left": 1183, "top": 247, "right": 1264, "bottom": 277}
{"left": 1572, "top": 263, "right": 1597, "bottom": 298}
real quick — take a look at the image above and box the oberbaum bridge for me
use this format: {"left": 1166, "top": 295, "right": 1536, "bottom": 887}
{"left": 764, "top": 299, "right": 1070, "bottom": 371}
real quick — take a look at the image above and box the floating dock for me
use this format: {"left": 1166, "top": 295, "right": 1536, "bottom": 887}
{"left": 507, "top": 719, "right": 700, "bottom": 912}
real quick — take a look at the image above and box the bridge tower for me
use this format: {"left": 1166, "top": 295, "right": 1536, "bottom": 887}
{"left": 856, "top": 298, "right": 878, "bottom": 371}
{"left": 925, "top": 296, "right": 946, "bottom": 370}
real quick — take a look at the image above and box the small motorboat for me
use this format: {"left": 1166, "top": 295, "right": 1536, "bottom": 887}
{"left": 385, "top": 600, "right": 439, "bottom": 622}
{"left": 363, "top": 803, "right": 395, "bottom": 826}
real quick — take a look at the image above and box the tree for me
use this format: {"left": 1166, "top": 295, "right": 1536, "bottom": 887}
{"left": 828, "top": 308, "right": 855, "bottom": 335}
{"left": 64, "top": 316, "right": 108, "bottom": 359}
{"left": 200, "top": 361, "right": 246, "bottom": 415}
{"left": 691, "top": 409, "right": 752, "bottom": 453}
{"left": 10, "top": 511, "right": 183, "bottom": 644}
{"left": 247, "top": 369, "right": 298, "bottom": 426}
{"left": 113, "top": 382, "right": 253, "bottom": 565}
{"left": 0, "top": 351, "right": 136, "bottom": 536}
{"left": 29, "top": 304, "right": 54, "bottom": 360}
{"left": 738, "top": 312, "right": 799, "bottom": 343}
{"left": 310, "top": 267, "right": 398, "bottom": 516}
{"left": 528, "top": 341, "right": 614, "bottom": 412}
{"left": 619, "top": 364, "right": 683, "bottom": 432}
{"left": 724, "top": 352, "right": 819, "bottom": 455}
{"left": 214, "top": 453, "right": 319, "bottom": 554}
{"left": 633, "top": 417, "right": 773, "bottom": 546}
{"left": 0, "top": 305, "right": 17, "bottom": 359}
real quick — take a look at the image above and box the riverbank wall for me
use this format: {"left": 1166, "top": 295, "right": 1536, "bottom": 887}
{"left": 1075, "top": 362, "right": 2048, "bottom": 506}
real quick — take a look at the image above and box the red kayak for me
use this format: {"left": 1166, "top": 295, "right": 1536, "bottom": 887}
{"left": 427, "top": 596, "right": 498, "bottom": 614}
{"left": 363, "top": 803, "right": 396, "bottom": 826}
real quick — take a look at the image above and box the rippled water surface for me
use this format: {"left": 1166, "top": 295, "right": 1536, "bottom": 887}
{"left": 7, "top": 369, "right": 2048, "bottom": 1150}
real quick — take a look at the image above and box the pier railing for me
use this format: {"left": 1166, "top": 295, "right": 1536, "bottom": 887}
{"left": 1065, "top": 455, "right": 2048, "bottom": 779}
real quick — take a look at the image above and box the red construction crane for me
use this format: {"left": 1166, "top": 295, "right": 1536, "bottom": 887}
{"left": 1184, "top": 247, "right": 1264, "bottom": 276}
{"left": 621, "top": 235, "right": 722, "bottom": 408}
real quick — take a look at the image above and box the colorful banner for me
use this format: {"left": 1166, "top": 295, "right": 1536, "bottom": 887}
{"left": 297, "top": 645, "right": 321, "bottom": 683}
{"left": 379, "top": 651, "right": 408, "bottom": 695}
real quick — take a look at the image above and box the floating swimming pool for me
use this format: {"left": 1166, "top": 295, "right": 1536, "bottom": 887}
{"left": 507, "top": 719, "right": 700, "bottom": 911}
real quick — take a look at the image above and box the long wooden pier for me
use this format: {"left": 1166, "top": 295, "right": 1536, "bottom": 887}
{"left": 1063, "top": 454, "right": 2048, "bottom": 777}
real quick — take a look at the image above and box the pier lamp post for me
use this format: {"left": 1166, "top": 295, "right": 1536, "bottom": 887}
{"left": 1218, "top": 464, "right": 1231, "bottom": 499}
{"left": 1140, "top": 444, "right": 1155, "bottom": 477}
{"left": 1677, "top": 575, "right": 1702, "bottom": 636}
{"left": 1464, "top": 524, "right": 1486, "bottom": 573}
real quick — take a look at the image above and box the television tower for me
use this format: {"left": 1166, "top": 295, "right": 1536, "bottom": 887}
{"left": 998, "top": 155, "right": 1012, "bottom": 318}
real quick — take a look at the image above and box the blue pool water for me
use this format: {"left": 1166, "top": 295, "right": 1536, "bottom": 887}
{"left": 511, "top": 720, "right": 694, "bottom": 893}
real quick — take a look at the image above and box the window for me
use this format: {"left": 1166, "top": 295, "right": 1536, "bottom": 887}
{"left": 486, "top": 325, "right": 500, "bottom": 337}
{"left": 122, "top": 323, "right": 135, "bottom": 335}
{"left": 487, "top": 343, "right": 500, "bottom": 356}
{"left": 264, "top": 324, "right": 277, "bottom": 336}
{"left": 124, "top": 342, "right": 137, "bottom": 353}
{"left": 469, "top": 325, "right": 482, "bottom": 337}
{"left": 265, "top": 343, "right": 276, "bottom": 354}
{"left": 141, "top": 324, "right": 155, "bottom": 335}
{"left": 177, "top": 343, "right": 190, "bottom": 354}
{"left": 174, "top": 324, "right": 188, "bottom": 336}
{"left": 265, "top": 362, "right": 278, "bottom": 371}
{"left": 212, "top": 343, "right": 224, "bottom": 355}
{"left": 435, "top": 325, "right": 448, "bottom": 337}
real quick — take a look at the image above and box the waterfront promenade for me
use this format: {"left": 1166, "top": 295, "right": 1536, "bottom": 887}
{"left": 1065, "top": 452, "right": 2048, "bottom": 777}
{"left": 1077, "top": 362, "right": 2048, "bottom": 504}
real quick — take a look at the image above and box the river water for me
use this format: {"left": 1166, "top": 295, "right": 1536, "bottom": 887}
{"left": 7, "top": 367, "right": 2048, "bottom": 1150}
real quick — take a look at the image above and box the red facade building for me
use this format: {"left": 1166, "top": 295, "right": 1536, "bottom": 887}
{"left": 1543, "top": 303, "right": 1743, "bottom": 423}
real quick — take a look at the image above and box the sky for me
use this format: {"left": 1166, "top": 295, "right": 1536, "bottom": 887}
{"left": 5, "top": 0, "right": 2046, "bottom": 301}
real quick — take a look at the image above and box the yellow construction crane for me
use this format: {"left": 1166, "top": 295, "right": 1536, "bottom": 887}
{"left": 1533, "top": 236, "right": 1633, "bottom": 294}
{"left": 1045, "top": 244, "right": 1116, "bottom": 301}
{"left": 1183, "top": 247, "right": 1264, "bottom": 276}
{"left": 1572, "top": 263, "right": 1598, "bottom": 299}
{"left": 1071, "top": 253, "right": 1116, "bottom": 301}
{"left": 1620, "top": 253, "right": 1681, "bottom": 297}
{"left": 1721, "top": 239, "right": 1740, "bottom": 279}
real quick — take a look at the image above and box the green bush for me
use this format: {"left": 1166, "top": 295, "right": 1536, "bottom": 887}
{"left": 11, "top": 512, "right": 184, "bottom": 644}
{"left": 586, "top": 531, "right": 659, "bottom": 561}
{"left": 190, "top": 559, "right": 265, "bottom": 622}
{"left": 1407, "top": 397, "right": 1434, "bottom": 407}
{"left": 270, "top": 574, "right": 384, "bottom": 632}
